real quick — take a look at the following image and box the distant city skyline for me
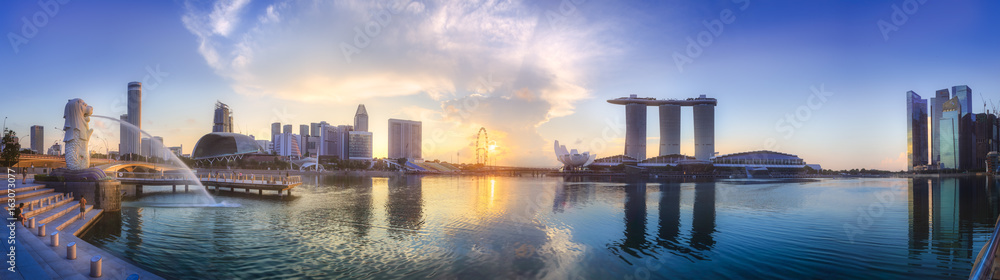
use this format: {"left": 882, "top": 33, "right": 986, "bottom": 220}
{"left": 2, "top": 1, "right": 999, "bottom": 169}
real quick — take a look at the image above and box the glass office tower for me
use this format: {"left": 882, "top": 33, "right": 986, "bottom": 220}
{"left": 907, "top": 91, "right": 929, "bottom": 171}
{"left": 940, "top": 97, "right": 961, "bottom": 169}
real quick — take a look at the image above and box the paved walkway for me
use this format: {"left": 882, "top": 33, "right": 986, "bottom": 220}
{"left": 2, "top": 178, "right": 164, "bottom": 279}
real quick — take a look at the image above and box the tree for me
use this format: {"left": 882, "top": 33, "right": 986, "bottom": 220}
{"left": 397, "top": 158, "right": 408, "bottom": 167}
{"left": 1, "top": 129, "right": 20, "bottom": 167}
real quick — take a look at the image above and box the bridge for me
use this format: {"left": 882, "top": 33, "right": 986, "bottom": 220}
{"left": 94, "top": 161, "right": 185, "bottom": 173}
{"left": 13, "top": 154, "right": 114, "bottom": 170}
{"left": 116, "top": 172, "right": 302, "bottom": 196}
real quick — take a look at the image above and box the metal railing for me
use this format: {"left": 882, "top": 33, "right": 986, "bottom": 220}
{"left": 115, "top": 172, "right": 301, "bottom": 185}
{"left": 970, "top": 215, "right": 1000, "bottom": 279}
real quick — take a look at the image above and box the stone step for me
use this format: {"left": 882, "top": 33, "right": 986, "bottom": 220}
{"left": 13, "top": 187, "right": 54, "bottom": 200}
{"left": 53, "top": 204, "right": 93, "bottom": 232}
{"left": 22, "top": 193, "right": 73, "bottom": 218}
{"left": 11, "top": 183, "right": 45, "bottom": 193}
{"left": 66, "top": 208, "right": 104, "bottom": 237}
{"left": 34, "top": 201, "right": 81, "bottom": 225}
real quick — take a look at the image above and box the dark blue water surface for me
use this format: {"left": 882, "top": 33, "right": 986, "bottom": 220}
{"left": 79, "top": 176, "right": 1000, "bottom": 279}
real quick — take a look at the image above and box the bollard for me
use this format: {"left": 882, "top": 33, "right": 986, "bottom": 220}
{"left": 50, "top": 231, "right": 59, "bottom": 247}
{"left": 37, "top": 223, "right": 46, "bottom": 237}
{"left": 28, "top": 217, "right": 35, "bottom": 229}
{"left": 28, "top": 202, "right": 33, "bottom": 211}
{"left": 67, "top": 242, "right": 77, "bottom": 260}
{"left": 91, "top": 255, "right": 103, "bottom": 277}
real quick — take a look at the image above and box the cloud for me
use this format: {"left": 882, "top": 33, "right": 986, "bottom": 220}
{"left": 209, "top": 0, "right": 250, "bottom": 36}
{"left": 180, "top": 0, "right": 623, "bottom": 166}
{"left": 879, "top": 152, "right": 906, "bottom": 171}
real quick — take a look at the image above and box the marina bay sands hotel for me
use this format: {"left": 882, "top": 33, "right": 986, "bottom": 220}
{"left": 607, "top": 94, "right": 717, "bottom": 161}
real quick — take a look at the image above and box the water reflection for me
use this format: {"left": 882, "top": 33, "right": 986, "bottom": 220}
{"left": 657, "top": 183, "right": 681, "bottom": 250}
{"left": 620, "top": 183, "right": 647, "bottom": 259}
{"left": 604, "top": 179, "right": 719, "bottom": 263}
{"left": 386, "top": 175, "right": 424, "bottom": 236}
{"left": 78, "top": 176, "right": 1000, "bottom": 279}
{"left": 908, "top": 177, "right": 1000, "bottom": 274}
{"left": 690, "top": 182, "right": 716, "bottom": 251}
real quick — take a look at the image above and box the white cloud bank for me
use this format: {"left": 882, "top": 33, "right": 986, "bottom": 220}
{"left": 181, "top": 0, "right": 623, "bottom": 165}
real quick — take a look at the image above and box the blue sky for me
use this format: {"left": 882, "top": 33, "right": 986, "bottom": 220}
{"left": 1, "top": 0, "right": 998, "bottom": 170}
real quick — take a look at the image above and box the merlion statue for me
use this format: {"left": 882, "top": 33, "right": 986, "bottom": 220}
{"left": 64, "top": 98, "right": 94, "bottom": 170}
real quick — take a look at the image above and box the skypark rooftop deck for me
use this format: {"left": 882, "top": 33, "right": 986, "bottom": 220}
{"left": 607, "top": 94, "right": 717, "bottom": 106}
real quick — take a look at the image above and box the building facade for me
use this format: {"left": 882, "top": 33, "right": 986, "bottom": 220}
{"left": 388, "top": 119, "right": 421, "bottom": 160}
{"left": 974, "top": 113, "right": 999, "bottom": 170}
{"left": 319, "top": 124, "right": 350, "bottom": 159}
{"left": 349, "top": 131, "right": 373, "bottom": 160}
{"left": 906, "top": 91, "right": 928, "bottom": 170}
{"left": 940, "top": 97, "right": 961, "bottom": 169}
{"left": 929, "top": 89, "right": 949, "bottom": 165}
{"left": 355, "top": 104, "right": 368, "bottom": 132}
{"left": 270, "top": 122, "right": 281, "bottom": 153}
{"left": 213, "top": 101, "right": 233, "bottom": 133}
{"left": 29, "top": 125, "right": 43, "bottom": 154}
{"left": 168, "top": 146, "right": 183, "bottom": 158}
{"left": 47, "top": 143, "right": 61, "bottom": 156}
{"left": 125, "top": 82, "right": 142, "bottom": 156}
{"left": 608, "top": 94, "right": 717, "bottom": 161}
{"left": 255, "top": 140, "right": 271, "bottom": 153}
{"left": 953, "top": 85, "right": 973, "bottom": 121}
{"left": 273, "top": 133, "right": 302, "bottom": 157}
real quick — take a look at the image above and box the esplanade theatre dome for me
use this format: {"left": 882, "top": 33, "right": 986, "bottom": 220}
{"left": 191, "top": 132, "right": 264, "bottom": 160}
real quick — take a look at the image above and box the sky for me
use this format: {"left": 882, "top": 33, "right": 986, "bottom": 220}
{"left": 1, "top": 0, "right": 998, "bottom": 170}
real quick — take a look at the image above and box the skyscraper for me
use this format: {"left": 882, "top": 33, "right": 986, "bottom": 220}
{"left": 355, "top": 104, "right": 368, "bottom": 132}
{"left": 299, "top": 124, "right": 309, "bottom": 138}
{"left": 974, "top": 113, "right": 998, "bottom": 170}
{"left": 906, "top": 91, "right": 928, "bottom": 171}
{"left": 273, "top": 132, "right": 301, "bottom": 157}
{"left": 940, "top": 97, "right": 961, "bottom": 169}
{"left": 388, "top": 119, "right": 422, "bottom": 160}
{"left": 348, "top": 131, "right": 373, "bottom": 160}
{"left": 29, "top": 125, "right": 43, "bottom": 154}
{"left": 310, "top": 122, "right": 322, "bottom": 137}
{"left": 319, "top": 124, "right": 351, "bottom": 159}
{"left": 213, "top": 101, "right": 233, "bottom": 133}
{"left": 125, "top": 82, "right": 142, "bottom": 156}
{"left": 270, "top": 122, "right": 281, "bottom": 153}
{"left": 929, "top": 89, "right": 949, "bottom": 166}
{"left": 953, "top": 85, "right": 973, "bottom": 121}
{"left": 283, "top": 124, "right": 292, "bottom": 134}
{"left": 299, "top": 124, "right": 312, "bottom": 156}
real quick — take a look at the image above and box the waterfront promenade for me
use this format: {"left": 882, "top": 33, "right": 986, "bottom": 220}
{"left": 2, "top": 178, "right": 163, "bottom": 280}
{"left": 117, "top": 171, "right": 303, "bottom": 196}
